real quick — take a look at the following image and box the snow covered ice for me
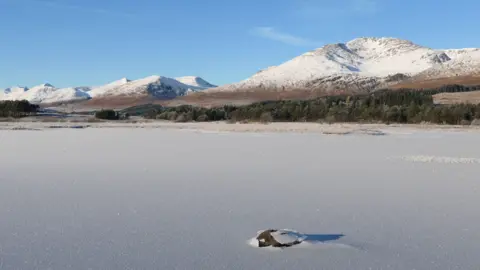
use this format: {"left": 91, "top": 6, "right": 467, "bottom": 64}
{"left": 0, "top": 127, "right": 479, "bottom": 269}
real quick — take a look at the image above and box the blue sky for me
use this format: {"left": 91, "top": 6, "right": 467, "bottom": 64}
{"left": 0, "top": 0, "right": 479, "bottom": 88}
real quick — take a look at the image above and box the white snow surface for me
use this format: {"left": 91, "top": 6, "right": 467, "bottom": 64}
{"left": 209, "top": 37, "right": 480, "bottom": 92}
{"left": 1, "top": 75, "right": 215, "bottom": 103}
{"left": 0, "top": 128, "right": 479, "bottom": 269}
{"left": 258, "top": 229, "right": 308, "bottom": 244}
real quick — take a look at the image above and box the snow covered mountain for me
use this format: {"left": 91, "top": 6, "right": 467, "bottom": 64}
{"left": 0, "top": 76, "right": 216, "bottom": 105}
{"left": 41, "top": 87, "right": 92, "bottom": 104}
{"left": 20, "top": 84, "right": 57, "bottom": 104}
{"left": 0, "top": 86, "right": 29, "bottom": 100}
{"left": 207, "top": 37, "right": 480, "bottom": 93}
{"left": 89, "top": 76, "right": 200, "bottom": 99}
{"left": 0, "top": 84, "right": 92, "bottom": 104}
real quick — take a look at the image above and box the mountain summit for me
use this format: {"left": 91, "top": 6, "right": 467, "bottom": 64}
{"left": 207, "top": 37, "right": 480, "bottom": 93}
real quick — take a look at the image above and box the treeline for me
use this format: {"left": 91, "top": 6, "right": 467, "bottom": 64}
{"left": 0, "top": 100, "right": 39, "bottom": 118}
{"left": 141, "top": 85, "right": 480, "bottom": 125}
{"left": 94, "top": 109, "right": 129, "bottom": 120}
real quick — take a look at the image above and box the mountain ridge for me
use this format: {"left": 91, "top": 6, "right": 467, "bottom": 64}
{"left": 206, "top": 37, "right": 480, "bottom": 94}
{"left": 0, "top": 76, "right": 216, "bottom": 105}
{"left": 2, "top": 37, "right": 480, "bottom": 108}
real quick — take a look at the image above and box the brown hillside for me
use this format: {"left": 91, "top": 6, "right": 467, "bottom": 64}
{"left": 433, "top": 91, "right": 480, "bottom": 105}
{"left": 390, "top": 75, "right": 480, "bottom": 89}
{"left": 48, "top": 75, "right": 480, "bottom": 111}
{"left": 164, "top": 89, "right": 330, "bottom": 107}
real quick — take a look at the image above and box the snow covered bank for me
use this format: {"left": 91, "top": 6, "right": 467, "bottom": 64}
{"left": 1, "top": 121, "right": 480, "bottom": 135}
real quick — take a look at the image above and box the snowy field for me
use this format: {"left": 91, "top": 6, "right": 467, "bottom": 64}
{"left": 0, "top": 127, "right": 479, "bottom": 269}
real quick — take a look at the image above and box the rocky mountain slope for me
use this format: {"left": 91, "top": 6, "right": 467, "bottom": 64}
{"left": 207, "top": 37, "right": 480, "bottom": 94}
{"left": 0, "top": 76, "right": 215, "bottom": 105}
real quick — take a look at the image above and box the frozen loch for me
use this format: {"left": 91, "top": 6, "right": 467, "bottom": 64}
{"left": 0, "top": 127, "right": 479, "bottom": 269}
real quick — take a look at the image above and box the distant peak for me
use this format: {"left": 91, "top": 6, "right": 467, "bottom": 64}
{"left": 106, "top": 77, "right": 130, "bottom": 86}
{"left": 4, "top": 86, "right": 28, "bottom": 93}
{"left": 177, "top": 75, "right": 199, "bottom": 80}
{"left": 118, "top": 77, "right": 130, "bottom": 84}
{"left": 144, "top": 75, "right": 162, "bottom": 80}
{"left": 348, "top": 37, "right": 405, "bottom": 42}
{"left": 346, "top": 37, "right": 419, "bottom": 47}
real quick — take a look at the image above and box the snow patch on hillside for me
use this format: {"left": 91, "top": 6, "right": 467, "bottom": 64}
{"left": 176, "top": 76, "right": 217, "bottom": 89}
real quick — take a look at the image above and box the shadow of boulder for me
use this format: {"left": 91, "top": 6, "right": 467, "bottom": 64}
{"left": 285, "top": 231, "right": 345, "bottom": 243}
{"left": 303, "top": 234, "right": 345, "bottom": 242}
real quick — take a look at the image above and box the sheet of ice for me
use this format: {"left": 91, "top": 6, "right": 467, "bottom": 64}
{"left": 0, "top": 128, "right": 479, "bottom": 269}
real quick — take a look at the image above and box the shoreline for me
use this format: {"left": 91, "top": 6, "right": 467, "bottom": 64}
{"left": 1, "top": 120, "right": 480, "bottom": 134}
